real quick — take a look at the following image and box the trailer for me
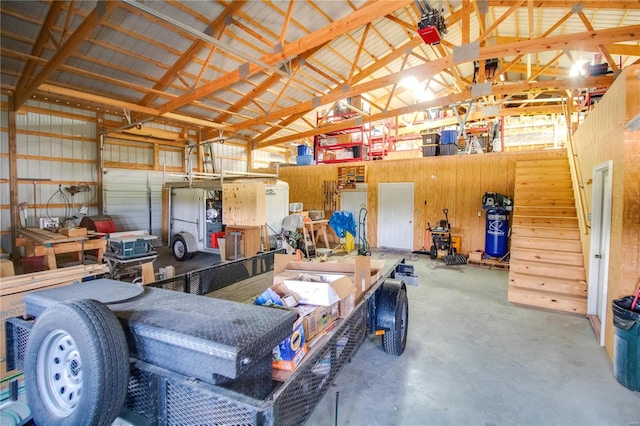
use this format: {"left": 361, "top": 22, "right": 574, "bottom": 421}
{"left": 5, "top": 252, "right": 412, "bottom": 425}
{"left": 164, "top": 171, "right": 289, "bottom": 261}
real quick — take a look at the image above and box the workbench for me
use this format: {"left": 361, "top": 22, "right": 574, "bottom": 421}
{"left": 16, "top": 227, "right": 107, "bottom": 270}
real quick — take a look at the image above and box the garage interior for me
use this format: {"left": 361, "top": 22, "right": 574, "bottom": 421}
{"left": 0, "top": 1, "right": 639, "bottom": 425}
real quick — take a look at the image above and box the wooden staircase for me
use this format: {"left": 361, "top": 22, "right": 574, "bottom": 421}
{"left": 507, "top": 156, "right": 588, "bottom": 315}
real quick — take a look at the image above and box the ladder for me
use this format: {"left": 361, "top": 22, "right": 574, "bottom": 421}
{"left": 202, "top": 144, "right": 216, "bottom": 174}
{"left": 465, "top": 135, "right": 484, "bottom": 154}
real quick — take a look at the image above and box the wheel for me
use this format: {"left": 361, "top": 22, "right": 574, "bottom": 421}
{"left": 429, "top": 245, "right": 437, "bottom": 259}
{"left": 24, "top": 299, "right": 129, "bottom": 426}
{"left": 172, "top": 235, "right": 194, "bottom": 261}
{"left": 382, "top": 287, "right": 409, "bottom": 356}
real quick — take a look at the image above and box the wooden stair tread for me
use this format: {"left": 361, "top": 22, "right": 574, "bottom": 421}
{"left": 509, "top": 272, "right": 587, "bottom": 297}
{"left": 512, "top": 217, "right": 579, "bottom": 227}
{"left": 510, "top": 247, "right": 585, "bottom": 266}
{"left": 507, "top": 287, "right": 587, "bottom": 315}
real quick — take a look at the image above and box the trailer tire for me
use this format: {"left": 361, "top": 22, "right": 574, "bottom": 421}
{"left": 172, "top": 235, "right": 194, "bottom": 261}
{"left": 25, "top": 299, "right": 129, "bottom": 426}
{"left": 376, "top": 280, "right": 408, "bottom": 356}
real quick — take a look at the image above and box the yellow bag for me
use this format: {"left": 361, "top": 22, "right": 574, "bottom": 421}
{"left": 344, "top": 231, "right": 355, "bottom": 252}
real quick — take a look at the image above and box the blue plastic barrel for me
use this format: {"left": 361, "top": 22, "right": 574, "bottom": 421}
{"left": 441, "top": 130, "right": 458, "bottom": 144}
{"left": 297, "top": 145, "right": 312, "bottom": 156}
{"left": 485, "top": 208, "right": 509, "bottom": 257}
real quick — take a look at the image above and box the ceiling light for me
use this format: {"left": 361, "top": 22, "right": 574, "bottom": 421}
{"left": 570, "top": 60, "right": 590, "bottom": 77}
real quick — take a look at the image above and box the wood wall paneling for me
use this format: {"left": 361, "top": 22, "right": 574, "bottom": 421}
{"left": 572, "top": 64, "right": 640, "bottom": 359}
{"left": 269, "top": 150, "right": 566, "bottom": 257}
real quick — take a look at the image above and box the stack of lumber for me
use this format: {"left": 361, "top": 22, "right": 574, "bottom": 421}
{"left": 0, "top": 263, "right": 109, "bottom": 379}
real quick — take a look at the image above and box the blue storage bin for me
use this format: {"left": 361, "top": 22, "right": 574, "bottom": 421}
{"left": 296, "top": 155, "right": 314, "bottom": 165}
{"left": 441, "top": 130, "right": 458, "bottom": 144}
{"left": 297, "top": 145, "right": 312, "bottom": 156}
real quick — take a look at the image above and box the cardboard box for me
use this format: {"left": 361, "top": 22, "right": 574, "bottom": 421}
{"left": 337, "top": 134, "right": 351, "bottom": 144}
{"left": 468, "top": 250, "right": 483, "bottom": 262}
{"left": 273, "top": 271, "right": 355, "bottom": 318}
{"left": 322, "top": 151, "right": 337, "bottom": 161}
{"left": 296, "top": 303, "right": 339, "bottom": 341}
{"left": 254, "top": 283, "right": 300, "bottom": 308}
{"left": 272, "top": 321, "right": 308, "bottom": 371}
{"left": 274, "top": 255, "right": 385, "bottom": 303}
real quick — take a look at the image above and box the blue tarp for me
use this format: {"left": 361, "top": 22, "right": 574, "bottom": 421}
{"left": 329, "top": 211, "right": 357, "bottom": 238}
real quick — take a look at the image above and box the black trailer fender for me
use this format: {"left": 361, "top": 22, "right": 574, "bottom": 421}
{"left": 373, "top": 278, "right": 409, "bottom": 356}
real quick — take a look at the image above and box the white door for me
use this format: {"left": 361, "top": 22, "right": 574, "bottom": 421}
{"left": 377, "top": 183, "right": 413, "bottom": 250}
{"left": 587, "top": 161, "right": 613, "bottom": 346}
{"left": 340, "top": 189, "right": 367, "bottom": 241}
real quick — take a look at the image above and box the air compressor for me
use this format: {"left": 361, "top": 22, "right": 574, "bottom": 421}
{"left": 482, "top": 192, "right": 512, "bottom": 258}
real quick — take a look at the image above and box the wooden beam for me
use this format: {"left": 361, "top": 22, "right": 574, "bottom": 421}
{"left": 483, "top": 0, "right": 639, "bottom": 8}
{"left": 348, "top": 24, "right": 371, "bottom": 82}
{"left": 577, "top": 11, "right": 620, "bottom": 72}
{"left": 8, "top": 96, "right": 19, "bottom": 259}
{"left": 257, "top": 75, "right": 614, "bottom": 148}
{"left": 15, "top": 1, "right": 117, "bottom": 109}
{"left": 527, "top": 51, "right": 566, "bottom": 82}
{"left": 478, "top": 0, "right": 525, "bottom": 43}
{"left": 138, "top": 1, "right": 247, "bottom": 107}
{"left": 38, "top": 84, "right": 159, "bottom": 115}
{"left": 605, "top": 43, "right": 640, "bottom": 57}
{"left": 280, "top": 0, "right": 295, "bottom": 45}
{"left": 462, "top": 0, "right": 471, "bottom": 45}
{"left": 14, "top": 2, "right": 65, "bottom": 98}
{"left": 233, "top": 25, "right": 639, "bottom": 133}
{"left": 157, "top": 0, "right": 412, "bottom": 115}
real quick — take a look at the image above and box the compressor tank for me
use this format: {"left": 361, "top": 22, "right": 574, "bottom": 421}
{"left": 485, "top": 208, "right": 509, "bottom": 257}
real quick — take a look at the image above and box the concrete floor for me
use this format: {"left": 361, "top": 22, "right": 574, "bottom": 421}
{"left": 153, "top": 247, "right": 640, "bottom": 425}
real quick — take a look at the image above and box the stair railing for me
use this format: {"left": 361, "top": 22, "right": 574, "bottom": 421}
{"left": 562, "top": 98, "right": 590, "bottom": 236}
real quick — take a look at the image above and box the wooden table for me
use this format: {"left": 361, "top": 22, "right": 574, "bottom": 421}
{"left": 17, "top": 227, "right": 107, "bottom": 270}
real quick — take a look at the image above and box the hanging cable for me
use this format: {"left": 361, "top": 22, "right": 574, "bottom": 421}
{"left": 46, "top": 184, "right": 72, "bottom": 221}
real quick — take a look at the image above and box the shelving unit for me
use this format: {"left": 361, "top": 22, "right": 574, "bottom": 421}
{"left": 337, "top": 165, "right": 367, "bottom": 189}
{"left": 314, "top": 111, "right": 370, "bottom": 164}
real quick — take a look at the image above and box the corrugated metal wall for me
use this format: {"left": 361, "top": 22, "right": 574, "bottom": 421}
{"left": 0, "top": 101, "right": 288, "bottom": 255}
{"left": 103, "top": 169, "right": 173, "bottom": 236}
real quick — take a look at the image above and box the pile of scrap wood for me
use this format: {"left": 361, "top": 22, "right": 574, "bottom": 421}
{"left": 0, "top": 263, "right": 109, "bottom": 379}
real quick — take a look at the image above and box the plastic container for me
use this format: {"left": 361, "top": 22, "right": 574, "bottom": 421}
{"left": 441, "top": 130, "right": 458, "bottom": 144}
{"left": 210, "top": 231, "right": 225, "bottom": 248}
{"left": 422, "top": 144, "right": 437, "bottom": 157}
{"left": 439, "top": 144, "right": 457, "bottom": 156}
{"left": 297, "top": 145, "right": 312, "bottom": 156}
{"left": 296, "top": 155, "right": 314, "bottom": 165}
{"left": 612, "top": 296, "right": 640, "bottom": 391}
{"left": 422, "top": 133, "right": 440, "bottom": 145}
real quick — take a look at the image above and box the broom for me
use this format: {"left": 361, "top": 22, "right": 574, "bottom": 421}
{"left": 412, "top": 224, "right": 432, "bottom": 255}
